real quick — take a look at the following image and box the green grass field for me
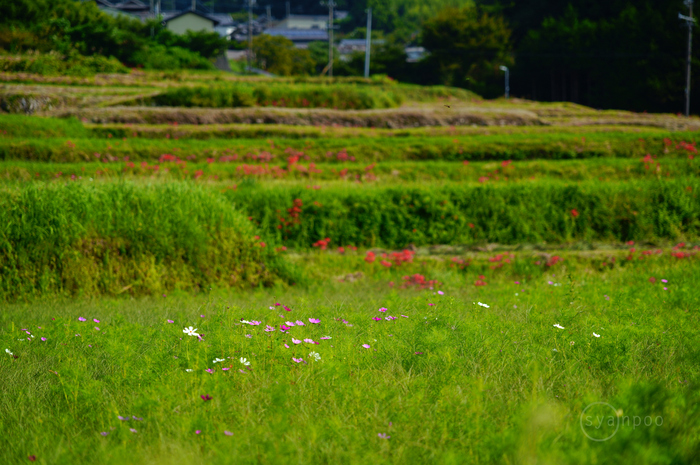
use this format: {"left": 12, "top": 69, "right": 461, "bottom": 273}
{"left": 1, "top": 71, "right": 699, "bottom": 464}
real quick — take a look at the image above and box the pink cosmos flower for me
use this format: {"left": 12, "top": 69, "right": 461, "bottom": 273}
{"left": 320, "top": 336, "right": 332, "bottom": 340}
{"left": 292, "top": 358, "right": 303, "bottom": 363}
{"left": 515, "top": 281, "right": 520, "bottom": 284}
{"left": 378, "top": 433, "right": 390, "bottom": 439}
{"left": 264, "top": 325, "right": 275, "bottom": 332}
{"left": 372, "top": 317, "right": 382, "bottom": 321}
{"left": 378, "top": 308, "right": 387, "bottom": 312}
{"left": 100, "top": 432, "right": 109, "bottom": 436}
{"left": 205, "top": 369, "right": 214, "bottom": 373}
{"left": 385, "top": 316, "right": 397, "bottom": 321}
{"left": 239, "top": 369, "right": 247, "bottom": 374}
{"left": 415, "top": 351, "right": 424, "bottom": 355}
{"left": 438, "top": 291, "right": 444, "bottom": 295}
{"left": 167, "top": 320, "right": 174, "bottom": 323}
{"left": 284, "top": 344, "right": 289, "bottom": 348}
{"left": 195, "top": 430, "right": 201, "bottom": 435}
{"left": 401, "top": 315, "right": 409, "bottom": 318}
{"left": 428, "top": 303, "right": 435, "bottom": 306}
{"left": 200, "top": 315, "right": 205, "bottom": 318}
{"left": 284, "top": 306, "right": 291, "bottom": 312}
{"left": 285, "top": 321, "right": 295, "bottom": 327}
{"left": 280, "top": 324, "right": 291, "bottom": 331}
{"left": 224, "top": 431, "right": 233, "bottom": 436}
{"left": 245, "top": 334, "right": 252, "bottom": 338}
{"left": 275, "top": 303, "right": 281, "bottom": 306}
{"left": 41, "top": 337, "right": 46, "bottom": 341}
{"left": 222, "top": 367, "right": 230, "bottom": 371}
{"left": 118, "top": 416, "right": 129, "bottom": 421}
{"left": 292, "top": 338, "right": 301, "bottom": 344}
{"left": 93, "top": 319, "right": 100, "bottom": 323}
{"left": 661, "top": 279, "right": 668, "bottom": 283}
{"left": 94, "top": 327, "right": 100, "bottom": 331}
{"left": 201, "top": 394, "right": 212, "bottom": 401}
{"left": 309, "top": 318, "right": 320, "bottom": 324}
{"left": 78, "top": 317, "right": 86, "bottom": 322}
{"left": 249, "top": 321, "right": 261, "bottom": 326}
{"left": 130, "top": 428, "right": 137, "bottom": 433}
{"left": 295, "top": 320, "right": 306, "bottom": 326}
{"left": 362, "top": 344, "right": 370, "bottom": 349}
{"left": 303, "top": 338, "right": 315, "bottom": 343}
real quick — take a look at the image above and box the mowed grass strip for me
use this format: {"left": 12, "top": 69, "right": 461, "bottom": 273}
{"left": 1, "top": 259, "right": 699, "bottom": 464}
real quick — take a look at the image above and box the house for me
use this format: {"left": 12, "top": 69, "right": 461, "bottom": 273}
{"left": 92, "top": 0, "right": 148, "bottom": 19}
{"left": 161, "top": 10, "right": 220, "bottom": 35}
{"left": 405, "top": 46, "right": 427, "bottom": 63}
{"left": 270, "top": 15, "right": 329, "bottom": 31}
{"left": 264, "top": 29, "right": 328, "bottom": 47}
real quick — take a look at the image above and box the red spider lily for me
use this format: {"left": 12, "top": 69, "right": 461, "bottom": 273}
{"left": 380, "top": 260, "right": 392, "bottom": 267}
{"left": 571, "top": 209, "right": 579, "bottom": 218}
{"left": 312, "top": 238, "right": 331, "bottom": 250}
{"left": 365, "top": 251, "right": 376, "bottom": 263}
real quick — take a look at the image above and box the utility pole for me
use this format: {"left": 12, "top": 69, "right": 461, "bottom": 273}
{"left": 286, "top": 1, "right": 290, "bottom": 18}
{"left": 191, "top": 0, "right": 196, "bottom": 11}
{"left": 266, "top": 5, "right": 272, "bottom": 23}
{"left": 680, "top": 1, "right": 696, "bottom": 116}
{"left": 327, "top": 0, "right": 335, "bottom": 77}
{"left": 364, "top": 7, "right": 372, "bottom": 78}
{"left": 499, "top": 66, "right": 510, "bottom": 99}
{"left": 248, "top": 0, "right": 254, "bottom": 73}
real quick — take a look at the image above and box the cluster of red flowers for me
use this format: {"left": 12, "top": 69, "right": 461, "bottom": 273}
{"left": 400, "top": 274, "right": 440, "bottom": 289}
{"left": 337, "top": 246, "right": 357, "bottom": 254}
{"left": 326, "top": 149, "right": 355, "bottom": 162}
{"left": 450, "top": 257, "right": 470, "bottom": 269}
{"left": 277, "top": 198, "right": 303, "bottom": 230}
{"left": 488, "top": 253, "right": 514, "bottom": 269}
{"left": 364, "top": 249, "right": 415, "bottom": 267}
{"left": 312, "top": 238, "right": 331, "bottom": 250}
{"left": 546, "top": 255, "right": 563, "bottom": 267}
{"left": 474, "top": 275, "right": 487, "bottom": 286}
{"left": 236, "top": 164, "right": 286, "bottom": 177}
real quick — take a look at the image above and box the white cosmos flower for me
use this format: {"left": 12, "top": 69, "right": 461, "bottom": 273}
{"left": 592, "top": 332, "right": 601, "bottom": 338}
{"left": 185, "top": 369, "right": 193, "bottom": 372}
{"left": 240, "top": 357, "right": 251, "bottom": 366}
{"left": 183, "top": 326, "right": 199, "bottom": 337}
{"left": 5, "top": 349, "right": 12, "bottom": 355}
{"left": 308, "top": 351, "right": 321, "bottom": 361}
{"left": 240, "top": 320, "right": 251, "bottom": 325}
{"left": 213, "top": 358, "right": 226, "bottom": 363}
{"left": 553, "top": 324, "right": 565, "bottom": 329}
{"left": 477, "top": 302, "right": 490, "bottom": 308}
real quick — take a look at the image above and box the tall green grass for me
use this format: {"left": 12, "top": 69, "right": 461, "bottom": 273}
{"left": 0, "top": 182, "right": 298, "bottom": 301}
{"left": 225, "top": 179, "right": 700, "bottom": 248}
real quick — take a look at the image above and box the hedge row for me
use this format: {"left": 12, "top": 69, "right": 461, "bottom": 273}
{"left": 0, "top": 182, "right": 298, "bottom": 301}
{"left": 147, "top": 84, "right": 404, "bottom": 110}
{"left": 224, "top": 180, "right": 700, "bottom": 249}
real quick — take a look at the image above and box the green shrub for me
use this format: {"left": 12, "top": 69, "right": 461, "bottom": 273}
{"left": 0, "top": 182, "right": 300, "bottom": 301}
{"left": 129, "top": 44, "right": 215, "bottom": 71}
{"left": 0, "top": 52, "right": 128, "bottom": 76}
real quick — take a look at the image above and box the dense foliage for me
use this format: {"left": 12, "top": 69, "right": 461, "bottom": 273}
{"left": 0, "top": 0, "right": 227, "bottom": 70}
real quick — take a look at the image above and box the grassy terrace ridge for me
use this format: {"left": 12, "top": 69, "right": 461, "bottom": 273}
{"left": 1, "top": 158, "right": 698, "bottom": 184}
{"left": 1, "top": 131, "right": 697, "bottom": 163}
